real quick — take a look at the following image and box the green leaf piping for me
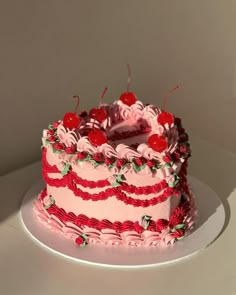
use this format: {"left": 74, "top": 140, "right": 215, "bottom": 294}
{"left": 80, "top": 234, "right": 88, "bottom": 247}
{"left": 140, "top": 215, "right": 152, "bottom": 230}
{"left": 44, "top": 195, "right": 55, "bottom": 209}
{"left": 61, "top": 162, "right": 71, "bottom": 175}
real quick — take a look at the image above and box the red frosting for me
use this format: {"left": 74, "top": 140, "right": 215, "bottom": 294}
{"left": 42, "top": 149, "right": 186, "bottom": 207}
{"left": 39, "top": 188, "right": 191, "bottom": 234}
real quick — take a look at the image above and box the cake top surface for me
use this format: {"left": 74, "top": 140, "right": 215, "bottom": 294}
{"left": 42, "top": 93, "right": 191, "bottom": 173}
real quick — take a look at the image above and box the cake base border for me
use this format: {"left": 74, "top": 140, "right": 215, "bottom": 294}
{"left": 20, "top": 176, "right": 225, "bottom": 268}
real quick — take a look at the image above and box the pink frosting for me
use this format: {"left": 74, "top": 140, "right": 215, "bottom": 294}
{"left": 117, "top": 100, "right": 144, "bottom": 121}
{"left": 116, "top": 144, "right": 141, "bottom": 159}
{"left": 34, "top": 194, "right": 196, "bottom": 247}
{"left": 57, "top": 125, "right": 78, "bottom": 147}
{"left": 37, "top": 98, "right": 195, "bottom": 248}
{"left": 42, "top": 100, "right": 182, "bottom": 162}
{"left": 76, "top": 137, "right": 97, "bottom": 154}
{"left": 33, "top": 199, "right": 64, "bottom": 234}
{"left": 43, "top": 195, "right": 51, "bottom": 207}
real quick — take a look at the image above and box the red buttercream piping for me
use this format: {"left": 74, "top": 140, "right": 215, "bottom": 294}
{"left": 42, "top": 148, "right": 169, "bottom": 193}
{"left": 42, "top": 148, "right": 186, "bottom": 207}
{"left": 39, "top": 188, "right": 191, "bottom": 234}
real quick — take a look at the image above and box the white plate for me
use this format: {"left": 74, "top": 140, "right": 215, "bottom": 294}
{"left": 20, "top": 176, "right": 225, "bottom": 269}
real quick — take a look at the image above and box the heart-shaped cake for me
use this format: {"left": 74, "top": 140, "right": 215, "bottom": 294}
{"left": 35, "top": 95, "right": 196, "bottom": 247}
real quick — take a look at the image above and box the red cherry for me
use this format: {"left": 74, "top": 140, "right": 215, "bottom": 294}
{"left": 119, "top": 65, "right": 137, "bottom": 106}
{"left": 157, "top": 111, "right": 174, "bottom": 126}
{"left": 89, "top": 108, "right": 107, "bottom": 123}
{"left": 63, "top": 95, "right": 81, "bottom": 129}
{"left": 88, "top": 129, "right": 107, "bottom": 146}
{"left": 119, "top": 92, "right": 137, "bottom": 106}
{"left": 63, "top": 112, "right": 81, "bottom": 129}
{"left": 148, "top": 134, "right": 168, "bottom": 152}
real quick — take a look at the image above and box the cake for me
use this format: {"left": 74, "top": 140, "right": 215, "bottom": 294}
{"left": 34, "top": 88, "right": 196, "bottom": 247}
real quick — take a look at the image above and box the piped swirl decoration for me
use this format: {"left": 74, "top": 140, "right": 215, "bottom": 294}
{"left": 34, "top": 185, "right": 196, "bottom": 247}
{"left": 42, "top": 100, "right": 191, "bottom": 166}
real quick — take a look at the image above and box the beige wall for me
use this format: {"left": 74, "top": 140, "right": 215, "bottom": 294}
{"left": 0, "top": 1, "right": 235, "bottom": 175}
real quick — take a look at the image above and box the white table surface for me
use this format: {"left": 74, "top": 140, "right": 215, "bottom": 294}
{"left": 1, "top": 136, "right": 236, "bottom": 295}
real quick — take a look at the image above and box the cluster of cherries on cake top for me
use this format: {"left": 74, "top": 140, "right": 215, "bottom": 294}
{"left": 62, "top": 71, "right": 178, "bottom": 153}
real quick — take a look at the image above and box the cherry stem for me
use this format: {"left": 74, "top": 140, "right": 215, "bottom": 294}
{"left": 99, "top": 87, "right": 108, "bottom": 107}
{"left": 126, "top": 64, "right": 131, "bottom": 92}
{"left": 163, "top": 85, "right": 179, "bottom": 111}
{"left": 72, "top": 95, "right": 80, "bottom": 114}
